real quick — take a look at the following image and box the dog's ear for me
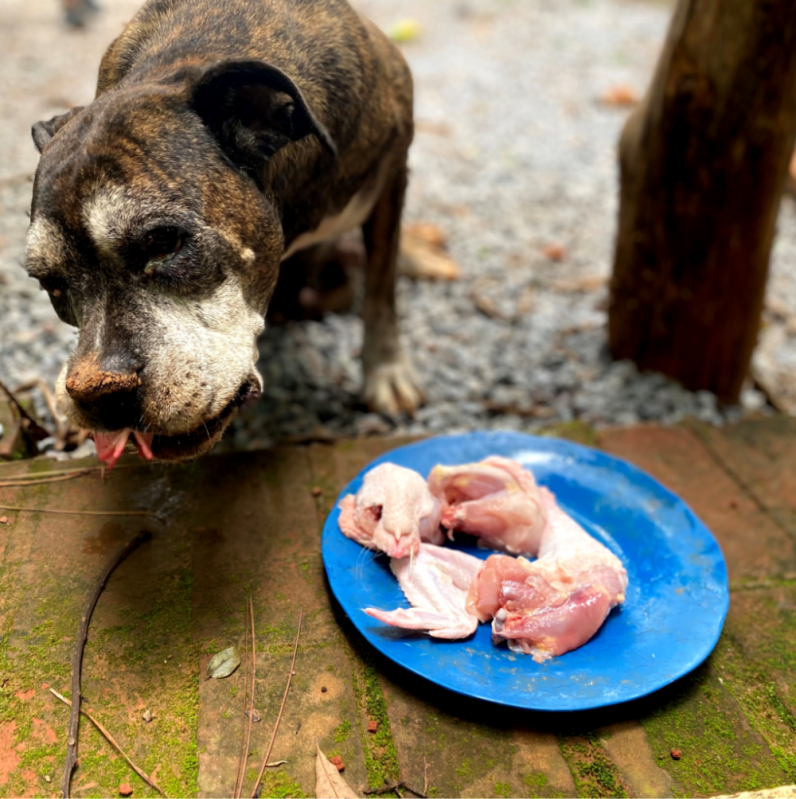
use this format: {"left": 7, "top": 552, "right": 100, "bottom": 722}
{"left": 191, "top": 60, "right": 337, "bottom": 177}
{"left": 31, "top": 107, "right": 85, "bottom": 154}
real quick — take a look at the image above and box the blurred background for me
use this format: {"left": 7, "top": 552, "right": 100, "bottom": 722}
{"left": 1, "top": 0, "right": 795, "bottom": 458}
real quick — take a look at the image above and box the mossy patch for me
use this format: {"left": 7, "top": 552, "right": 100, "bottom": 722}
{"left": 640, "top": 652, "right": 787, "bottom": 797}
{"left": 255, "top": 768, "right": 307, "bottom": 798}
{"left": 334, "top": 719, "right": 351, "bottom": 743}
{"left": 350, "top": 661, "right": 399, "bottom": 791}
{"left": 559, "top": 733, "right": 627, "bottom": 798}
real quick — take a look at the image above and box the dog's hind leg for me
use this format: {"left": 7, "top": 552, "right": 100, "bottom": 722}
{"left": 361, "top": 157, "right": 424, "bottom": 416}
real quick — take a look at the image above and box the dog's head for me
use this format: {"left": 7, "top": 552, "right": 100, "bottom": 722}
{"left": 26, "top": 61, "right": 335, "bottom": 461}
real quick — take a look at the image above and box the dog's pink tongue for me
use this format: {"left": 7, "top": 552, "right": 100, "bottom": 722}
{"left": 132, "top": 431, "right": 154, "bottom": 461}
{"left": 94, "top": 430, "right": 154, "bottom": 468}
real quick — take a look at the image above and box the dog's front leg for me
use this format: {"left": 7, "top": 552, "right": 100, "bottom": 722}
{"left": 361, "top": 157, "right": 424, "bottom": 416}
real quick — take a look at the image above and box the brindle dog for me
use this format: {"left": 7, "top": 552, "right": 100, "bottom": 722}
{"left": 26, "top": 0, "right": 422, "bottom": 461}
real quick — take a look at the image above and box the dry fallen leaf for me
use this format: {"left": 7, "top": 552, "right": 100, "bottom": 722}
{"left": 542, "top": 243, "right": 566, "bottom": 262}
{"left": 206, "top": 646, "right": 241, "bottom": 680}
{"left": 316, "top": 742, "right": 358, "bottom": 798}
{"left": 400, "top": 224, "right": 460, "bottom": 281}
{"left": 599, "top": 85, "right": 639, "bottom": 107}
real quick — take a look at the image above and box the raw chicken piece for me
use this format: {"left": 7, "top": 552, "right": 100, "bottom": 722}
{"left": 468, "top": 487, "right": 628, "bottom": 662}
{"left": 428, "top": 456, "right": 548, "bottom": 554}
{"left": 364, "top": 544, "right": 482, "bottom": 639}
{"left": 338, "top": 463, "right": 444, "bottom": 558}
{"left": 94, "top": 430, "right": 154, "bottom": 469}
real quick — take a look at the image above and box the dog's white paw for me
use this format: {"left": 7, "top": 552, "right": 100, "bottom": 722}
{"left": 364, "top": 358, "right": 424, "bottom": 417}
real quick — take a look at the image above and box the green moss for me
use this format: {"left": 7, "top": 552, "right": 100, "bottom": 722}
{"left": 333, "top": 719, "right": 351, "bottom": 743}
{"left": 494, "top": 780, "right": 511, "bottom": 798}
{"left": 716, "top": 635, "right": 796, "bottom": 782}
{"left": 255, "top": 769, "right": 307, "bottom": 798}
{"left": 559, "top": 734, "right": 626, "bottom": 798}
{"left": 351, "top": 662, "right": 399, "bottom": 790}
{"left": 640, "top": 651, "right": 787, "bottom": 797}
{"left": 455, "top": 757, "right": 473, "bottom": 779}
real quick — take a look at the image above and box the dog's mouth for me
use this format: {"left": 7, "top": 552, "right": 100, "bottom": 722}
{"left": 93, "top": 380, "right": 261, "bottom": 467}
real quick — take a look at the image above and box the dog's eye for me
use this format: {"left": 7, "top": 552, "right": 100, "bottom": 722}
{"left": 142, "top": 226, "right": 184, "bottom": 273}
{"left": 38, "top": 276, "right": 76, "bottom": 325}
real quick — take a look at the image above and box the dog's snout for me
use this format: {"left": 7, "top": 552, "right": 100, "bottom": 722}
{"left": 64, "top": 353, "right": 143, "bottom": 431}
{"left": 65, "top": 355, "right": 140, "bottom": 404}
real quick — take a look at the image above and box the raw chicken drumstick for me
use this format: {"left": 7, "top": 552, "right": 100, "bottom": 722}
{"left": 468, "top": 486, "right": 628, "bottom": 662}
{"left": 428, "top": 456, "right": 548, "bottom": 554}
{"left": 338, "top": 463, "right": 444, "bottom": 558}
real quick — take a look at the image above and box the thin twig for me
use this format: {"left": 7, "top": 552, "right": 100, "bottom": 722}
{"left": 61, "top": 530, "right": 151, "bottom": 798}
{"left": 0, "top": 505, "right": 158, "bottom": 518}
{"left": 0, "top": 377, "right": 52, "bottom": 440}
{"left": 243, "top": 598, "right": 256, "bottom": 793}
{"left": 0, "top": 471, "right": 94, "bottom": 489}
{"left": 234, "top": 600, "right": 252, "bottom": 799}
{"left": 50, "top": 689, "right": 166, "bottom": 796}
{"left": 251, "top": 609, "right": 302, "bottom": 799}
{"left": 423, "top": 757, "right": 429, "bottom": 797}
{"left": 0, "top": 465, "right": 102, "bottom": 480}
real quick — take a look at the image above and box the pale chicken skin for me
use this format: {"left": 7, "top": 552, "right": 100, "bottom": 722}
{"left": 428, "top": 456, "right": 548, "bottom": 554}
{"left": 338, "top": 463, "right": 444, "bottom": 559}
{"left": 364, "top": 544, "right": 482, "bottom": 639}
{"left": 468, "top": 487, "right": 628, "bottom": 662}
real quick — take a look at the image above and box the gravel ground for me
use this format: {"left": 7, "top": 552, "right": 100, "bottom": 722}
{"left": 1, "top": 0, "right": 793, "bottom": 456}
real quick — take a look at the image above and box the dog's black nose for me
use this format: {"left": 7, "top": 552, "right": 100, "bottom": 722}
{"left": 65, "top": 354, "right": 142, "bottom": 429}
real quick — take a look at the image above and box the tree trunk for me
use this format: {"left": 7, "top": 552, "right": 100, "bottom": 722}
{"left": 608, "top": 0, "right": 796, "bottom": 403}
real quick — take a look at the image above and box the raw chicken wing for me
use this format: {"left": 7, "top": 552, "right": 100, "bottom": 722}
{"left": 338, "top": 463, "right": 444, "bottom": 558}
{"left": 428, "top": 456, "right": 547, "bottom": 554}
{"left": 364, "top": 544, "right": 482, "bottom": 639}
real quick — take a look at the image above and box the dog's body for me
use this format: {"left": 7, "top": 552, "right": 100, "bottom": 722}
{"left": 26, "top": 0, "right": 421, "bottom": 460}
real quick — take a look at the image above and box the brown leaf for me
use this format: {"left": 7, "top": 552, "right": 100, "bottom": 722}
{"left": 542, "top": 243, "right": 566, "bottom": 262}
{"left": 316, "top": 742, "right": 358, "bottom": 798}
{"left": 599, "top": 85, "right": 639, "bottom": 107}
{"left": 400, "top": 224, "right": 460, "bottom": 281}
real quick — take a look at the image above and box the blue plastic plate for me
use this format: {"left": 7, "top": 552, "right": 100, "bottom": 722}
{"left": 321, "top": 431, "right": 729, "bottom": 711}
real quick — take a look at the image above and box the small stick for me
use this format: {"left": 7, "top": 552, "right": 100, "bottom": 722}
{"left": 0, "top": 471, "right": 95, "bottom": 489}
{"left": 233, "top": 599, "right": 252, "bottom": 799}
{"left": 251, "top": 609, "right": 302, "bottom": 799}
{"left": 60, "top": 530, "right": 151, "bottom": 798}
{"left": 242, "top": 598, "right": 256, "bottom": 794}
{"left": 423, "top": 757, "right": 429, "bottom": 797}
{"left": 0, "top": 505, "right": 158, "bottom": 519}
{"left": 0, "top": 377, "right": 52, "bottom": 440}
{"left": 50, "top": 689, "right": 166, "bottom": 796}
{"left": 0, "top": 466, "right": 101, "bottom": 480}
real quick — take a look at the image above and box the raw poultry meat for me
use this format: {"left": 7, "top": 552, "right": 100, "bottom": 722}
{"left": 364, "top": 544, "right": 482, "bottom": 639}
{"left": 468, "top": 487, "right": 628, "bottom": 662}
{"left": 428, "top": 456, "right": 547, "bottom": 554}
{"left": 94, "top": 429, "right": 154, "bottom": 468}
{"left": 338, "top": 463, "right": 444, "bottom": 558}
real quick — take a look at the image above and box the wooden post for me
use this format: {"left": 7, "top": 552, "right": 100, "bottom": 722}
{"left": 608, "top": 0, "right": 796, "bottom": 402}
